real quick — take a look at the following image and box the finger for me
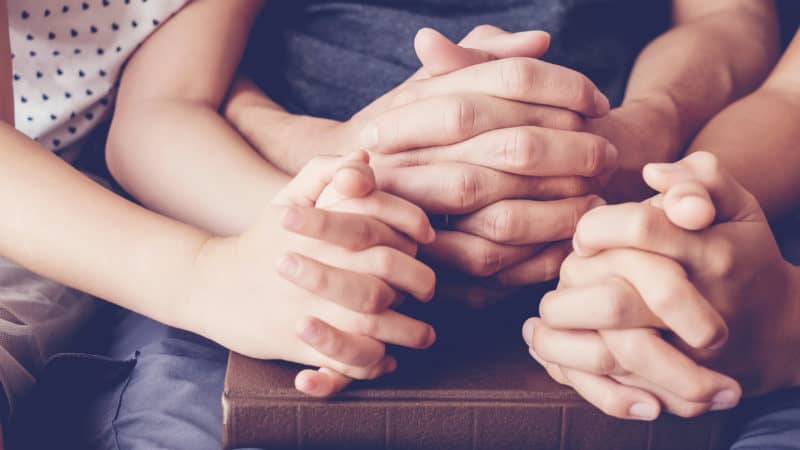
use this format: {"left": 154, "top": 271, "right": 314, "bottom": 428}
{"left": 412, "top": 26, "right": 551, "bottom": 80}
{"left": 281, "top": 206, "right": 417, "bottom": 255}
{"left": 420, "top": 230, "right": 542, "bottom": 277}
{"left": 324, "top": 191, "right": 436, "bottom": 245}
{"left": 325, "top": 306, "right": 437, "bottom": 350}
{"left": 392, "top": 57, "right": 610, "bottom": 119}
{"left": 374, "top": 125, "right": 623, "bottom": 179}
{"left": 376, "top": 163, "right": 592, "bottom": 214}
{"left": 524, "top": 318, "right": 623, "bottom": 376}
{"left": 559, "top": 249, "right": 728, "bottom": 350}
{"left": 572, "top": 203, "right": 706, "bottom": 267}
{"left": 297, "top": 317, "right": 386, "bottom": 368}
{"left": 452, "top": 197, "right": 605, "bottom": 246}
{"left": 610, "top": 372, "right": 739, "bottom": 417}
{"left": 601, "top": 329, "right": 741, "bottom": 407}
{"left": 345, "top": 246, "right": 436, "bottom": 301}
{"left": 273, "top": 156, "right": 339, "bottom": 206}
{"left": 660, "top": 181, "right": 715, "bottom": 231}
{"left": 314, "top": 353, "right": 397, "bottom": 382}
{"left": 277, "top": 253, "right": 399, "bottom": 313}
{"left": 332, "top": 151, "right": 377, "bottom": 199}
{"left": 362, "top": 97, "right": 589, "bottom": 155}
{"left": 643, "top": 151, "right": 764, "bottom": 224}
{"left": 560, "top": 367, "right": 662, "bottom": 421}
{"left": 539, "top": 276, "right": 663, "bottom": 330}
{"left": 295, "top": 368, "right": 354, "bottom": 397}
{"left": 493, "top": 241, "right": 572, "bottom": 286}
{"left": 528, "top": 347, "right": 569, "bottom": 385}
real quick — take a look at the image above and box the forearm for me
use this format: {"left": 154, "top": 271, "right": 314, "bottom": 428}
{"left": 686, "top": 86, "right": 800, "bottom": 217}
{"left": 108, "top": 102, "right": 289, "bottom": 235}
{"left": 224, "top": 77, "right": 342, "bottom": 175}
{"left": 621, "top": 2, "right": 778, "bottom": 161}
{"left": 0, "top": 124, "right": 209, "bottom": 330}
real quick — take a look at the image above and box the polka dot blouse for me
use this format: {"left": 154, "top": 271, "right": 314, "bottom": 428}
{"left": 8, "top": 0, "right": 189, "bottom": 158}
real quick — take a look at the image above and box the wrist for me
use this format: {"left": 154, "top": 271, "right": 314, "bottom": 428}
{"left": 233, "top": 104, "right": 345, "bottom": 174}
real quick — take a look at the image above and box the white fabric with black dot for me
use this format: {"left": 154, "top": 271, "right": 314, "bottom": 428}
{"left": 8, "top": 0, "right": 188, "bottom": 157}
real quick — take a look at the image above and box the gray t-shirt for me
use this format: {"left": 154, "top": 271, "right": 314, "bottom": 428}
{"left": 245, "top": 0, "right": 670, "bottom": 121}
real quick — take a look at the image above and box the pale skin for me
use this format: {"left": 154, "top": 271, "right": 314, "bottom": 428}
{"left": 224, "top": 0, "right": 779, "bottom": 303}
{"left": 526, "top": 35, "right": 800, "bottom": 421}
{"left": 107, "top": 1, "right": 781, "bottom": 394}
{"left": 0, "top": 0, "right": 439, "bottom": 421}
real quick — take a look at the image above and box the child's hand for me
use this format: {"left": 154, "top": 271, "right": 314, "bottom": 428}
{"left": 525, "top": 152, "right": 800, "bottom": 420}
{"left": 184, "top": 152, "right": 437, "bottom": 395}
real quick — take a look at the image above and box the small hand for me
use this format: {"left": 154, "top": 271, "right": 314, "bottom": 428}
{"left": 188, "top": 152, "right": 437, "bottom": 397}
{"left": 526, "top": 152, "right": 800, "bottom": 419}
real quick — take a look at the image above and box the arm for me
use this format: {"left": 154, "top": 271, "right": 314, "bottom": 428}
{"left": 589, "top": 0, "right": 779, "bottom": 200}
{"left": 0, "top": 0, "right": 209, "bottom": 331}
{"left": 106, "top": 0, "right": 286, "bottom": 236}
{"left": 686, "top": 32, "right": 800, "bottom": 217}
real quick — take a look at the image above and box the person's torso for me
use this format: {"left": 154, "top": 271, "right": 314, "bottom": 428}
{"left": 7, "top": 0, "right": 189, "bottom": 159}
{"left": 246, "top": 0, "right": 671, "bottom": 122}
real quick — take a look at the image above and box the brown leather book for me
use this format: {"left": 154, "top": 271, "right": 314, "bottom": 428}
{"left": 223, "top": 288, "right": 733, "bottom": 450}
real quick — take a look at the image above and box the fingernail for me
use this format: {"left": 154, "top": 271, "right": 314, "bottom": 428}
{"left": 710, "top": 390, "right": 739, "bottom": 410}
{"left": 276, "top": 254, "right": 301, "bottom": 278}
{"left": 594, "top": 90, "right": 610, "bottom": 115}
{"left": 629, "top": 402, "right": 659, "bottom": 421}
{"left": 299, "top": 319, "right": 322, "bottom": 345}
{"left": 360, "top": 125, "right": 379, "bottom": 150}
{"left": 522, "top": 320, "right": 535, "bottom": 345}
{"left": 588, "top": 196, "right": 606, "bottom": 211}
{"left": 281, "top": 206, "right": 304, "bottom": 231}
{"left": 604, "top": 142, "right": 619, "bottom": 168}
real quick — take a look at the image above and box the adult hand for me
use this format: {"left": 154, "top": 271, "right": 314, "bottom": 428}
{"left": 526, "top": 152, "right": 800, "bottom": 419}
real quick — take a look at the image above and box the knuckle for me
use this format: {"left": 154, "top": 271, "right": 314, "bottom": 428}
{"left": 597, "top": 391, "right": 631, "bottom": 419}
{"left": 678, "top": 377, "right": 717, "bottom": 404}
{"left": 612, "top": 339, "right": 646, "bottom": 373}
{"left": 689, "top": 151, "right": 722, "bottom": 182}
{"left": 372, "top": 249, "right": 397, "bottom": 279}
{"left": 454, "top": 170, "right": 483, "bottom": 212}
{"left": 499, "top": 58, "right": 535, "bottom": 97}
{"left": 488, "top": 205, "right": 516, "bottom": 242}
{"left": 582, "top": 135, "right": 609, "bottom": 176}
{"left": 558, "top": 177, "right": 592, "bottom": 198}
{"left": 671, "top": 402, "right": 708, "bottom": 419}
{"left": 550, "top": 111, "right": 584, "bottom": 131}
{"left": 592, "top": 350, "right": 618, "bottom": 375}
{"left": 501, "top": 128, "right": 539, "bottom": 170}
{"left": 351, "top": 220, "right": 376, "bottom": 250}
{"left": 473, "top": 242, "right": 503, "bottom": 277}
{"left": 541, "top": 252, "right": 563, "bottom": 282}
{"left": 601, "top": 279, "right": 634, "bottom": 326}
{"left": 357, "top": 315, "right": 380, "bottom": 338}
{"left": 703, "top": 236, "right": 737, "bottom": 278}
{"left": 444, "top": 97, "right": 479, "bottom": 139}
{"left": 628, "top": 207, "right": 661, "bottom": 247}
{"left": 304, "top": 264, "right": 328, "bottom": 293}
{"left": 568, "top": 75, "right": 596, "bottom": 111}
{"left": 359, "top": 283, "right": 387, "bottom": 313}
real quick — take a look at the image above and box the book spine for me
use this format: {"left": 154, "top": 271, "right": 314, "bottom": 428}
{"left": 223, "top": 399, "right": 728, "bottom": 450}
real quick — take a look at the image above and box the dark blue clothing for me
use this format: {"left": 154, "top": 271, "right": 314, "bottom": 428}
{"left": 10, "top": 2, "right": 800, "bottom": 449}
{"left": 246, "top": 0, "right": 670, "bottom": 120}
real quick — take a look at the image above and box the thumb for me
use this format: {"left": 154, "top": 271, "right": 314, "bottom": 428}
{"left": 643, "top": 152, "right": 764, "bottom": 228}
{"left": 414, "top": 27, "right": 551, "bottom": 78}
{"left": 273, "top": 151, "right": 376, "bottom": 207}
{"left": 649, "top": 181, "right": 716, "bottom": 231}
